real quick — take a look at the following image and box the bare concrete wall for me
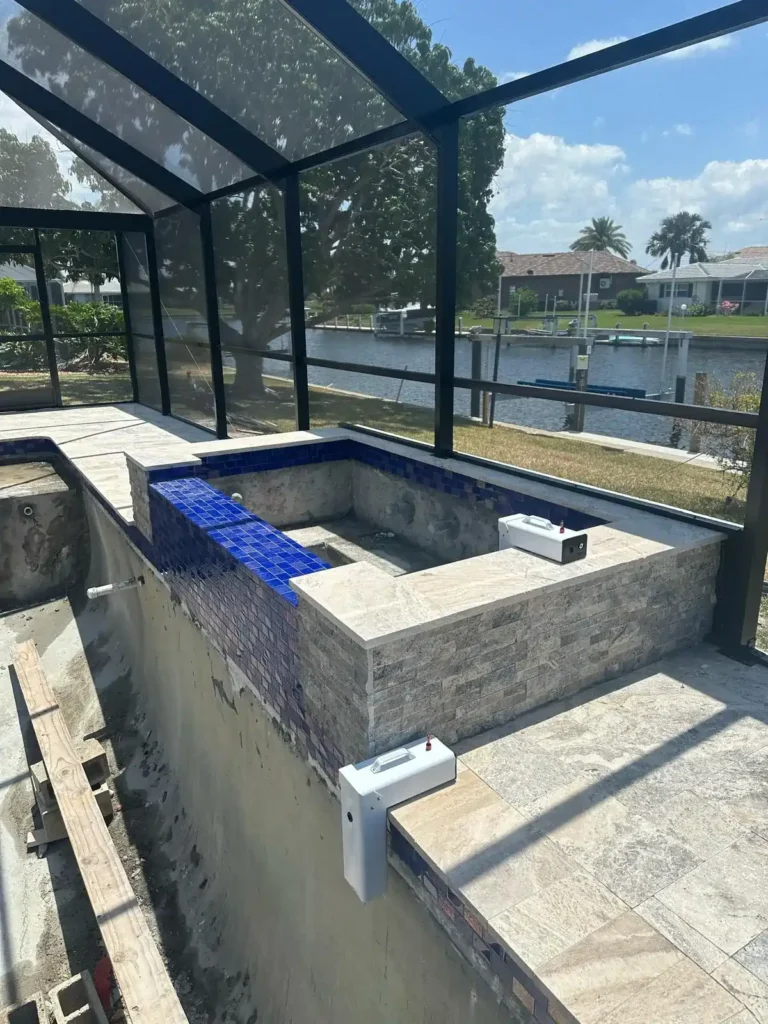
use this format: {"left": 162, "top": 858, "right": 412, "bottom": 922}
{"left": 352, "top": 463, "right": 498, "bottom": 563}
{"left": 83, "top": 494, "right": 522, "bottom": 1024}
{"left": 210, "top": 461, "right": 353, "bottom": 527}
{"left": 0, "top": 462, "right": 87, "bottom": 613}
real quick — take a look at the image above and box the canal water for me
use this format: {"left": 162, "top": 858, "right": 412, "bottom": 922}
{"left": 258, "top": 329, "right": 765, "bottom": 447}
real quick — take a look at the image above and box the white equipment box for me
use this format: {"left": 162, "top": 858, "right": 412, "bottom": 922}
{"left": 340, "top": 736, "right": 455, "bottom": 903}
{"left": 499, "top": 513, "right": 588, "bottom": 564}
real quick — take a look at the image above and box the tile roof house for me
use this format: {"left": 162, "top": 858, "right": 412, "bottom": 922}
{"left": 498, "top": 250, "right": 648, "bottom": 310}
{"left": 637, "top": 256, "right": 768, "bottom": 313}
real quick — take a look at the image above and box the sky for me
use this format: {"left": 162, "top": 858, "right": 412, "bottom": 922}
{"left": 412, "top": 0, "right": 768, "bottom": 267}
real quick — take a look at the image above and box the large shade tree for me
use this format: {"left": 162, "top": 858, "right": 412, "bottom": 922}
{"left": 3, "top": 0, "right": 505, "bottom": 418}
{"left": 570, "top": 217, "right": 631, "bottom": 258}
{"left": 0, "top": 128, "right": 124, "bottom": 289}
{"left": 646, "top": 211, "right": 712, "bottom": 268}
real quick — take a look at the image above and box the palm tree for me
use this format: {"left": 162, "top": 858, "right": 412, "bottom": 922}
{"left": 570, "top": 217, "right": 631, "bottom": 258}
{"left": 645, "top": 211, "right": 712, "bottom": 268}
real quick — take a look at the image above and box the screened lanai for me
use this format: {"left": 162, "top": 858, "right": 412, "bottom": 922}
{"left": 1, "top": 0, "right": 768, "bottom": 655}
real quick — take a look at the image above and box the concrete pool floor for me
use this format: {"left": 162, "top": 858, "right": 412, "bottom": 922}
{"left": 392, "top": 645, "right": 768, "bottom": 1024}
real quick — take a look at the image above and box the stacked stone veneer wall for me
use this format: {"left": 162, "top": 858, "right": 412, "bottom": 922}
{"left": 365, "top": 543, "right": 719, "bottom": 753}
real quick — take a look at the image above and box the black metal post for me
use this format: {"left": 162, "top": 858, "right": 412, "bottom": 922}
{"left": 198, "top": 205, "right": 228, "bottom": 439}
{"left": 145, "top": 226, "right": 171, "bottom": 415}
{"left": 33, "top": 230, "right": 61, "bottom": 407}
{"left": 470, "top": 338, "right": 482, "bottom": 418}
{"left": 283, "top": 173, "right": 310, "bottom": 431}
{"left": 115, "top": 233, "right": 139, "bottom": 404}
{"left": 719, "top": 349, "right": 768, "bottom": 651}
{"left": 433, "top": 120, "right": 459, "bottom": 457}
{"left": 489, "top": 324, "right": 502, "bottom": 429}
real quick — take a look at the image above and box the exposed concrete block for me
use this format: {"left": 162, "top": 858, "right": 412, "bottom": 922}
{"left": 31, "top": 738, "right": 109, "bottom": 802}
{"left": 28, "top": 783, "right": 113, "bottom": 848}
{"left": 1, "top": 992, "right": 46, "bottom": 1024}
{"left": 49, "top": 972, "right": 107, "bottom": 1024}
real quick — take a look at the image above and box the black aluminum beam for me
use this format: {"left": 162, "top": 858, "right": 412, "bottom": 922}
{"left": 15, "top": 0, "right": 290, "bottom": 180}
{"left": 721, "top": 350, "right": 768, "bottom": 649}
{"left": 0, "top": 61, "right": 203, "bottom": 209}
{"left": 145, "top": 226, "right": 171, "bottom": 415}
{"left": 0, "top": 207, "right": 152, "bottom": 232}
{"left": 455, "top": 376, "right": 759, "bottom": 427}
{"left": 283, "top": 174, "right": 309, "bottom": 431}
{"left": 434, "top": 121, "right": 459, "bottom": 457}
{"left": 439, "top": 0, "right": 768, "bottom": 123}
{"left": 32, "top": 229, "right": 61, "bottom": 407}
{"left": 199, "top": 206, "right": 228, "bottom": 439}
{"left": 281, "top": 0, "right": 448, "bottom": 126}
{"left": 116, "top": 233, "right": 140, "bottom": 403}
{"left": 305, "top": 358, "right": 435, "bottom": 384}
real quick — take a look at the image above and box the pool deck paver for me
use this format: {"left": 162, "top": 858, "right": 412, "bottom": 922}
{"left": 391, "top": 645, "right": 768, "bottom": 1023}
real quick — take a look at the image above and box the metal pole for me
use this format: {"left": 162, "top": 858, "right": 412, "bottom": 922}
{"left": 582, "top": 250, "right": 594, "bottom": 338}
{"left": 718, "top": 348, "right": 768, "bottom": 650}
{"left": 716, "top": 277, "right": 724, "bottom": 311}
{"left": 496, "top": 273, "right": 502, "bottom": 315}
{"left": 661, "top": 257, "right": 678, "bottom": 390}
{"left": 470, "top": 337, "right": 482, "bottom": 418}
{"left": 283, "top": 172, "right": 309, "bottom": 431}
{"left": 115, "top": 232, "right": 139, "bottom": 404}
{"left": 740, "top": 276, "right": 748, "bottom": 314}
{"left": 145, "top": 225, "right": 171, "bottom": 415}
{"left": 674, "top": 331, "right": 689, "bottom": 404}
{"left": 571, "top": 341, "right": 589, "bottom": 432}
{"left": 489, "top": 319, "right": 502, "bottom": 428}
{"left": 199, "top": 205, "right": 228, "bottom": 439}
{"left": 577, "top": 264, "right": 584, "bottom": 333}
{"left": 433, "top": 121, "right": 459, "bottom": 457}
{"left": 33, "top": 229, "right": 61, "bottom": 407}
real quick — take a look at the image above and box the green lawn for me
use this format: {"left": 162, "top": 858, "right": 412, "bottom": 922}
{"left": 458, "top": 311, "right": 768, "bottom": 338}
{"left": 0, "top": 369, "right": 132, "bottom": 407}
{"left": 243, "top": 376, "right": 745, "bottom": 524}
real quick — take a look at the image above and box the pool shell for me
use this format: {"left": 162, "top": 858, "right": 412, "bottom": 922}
{"left": 126, "top": 429, "right": 723, "bottom": 781}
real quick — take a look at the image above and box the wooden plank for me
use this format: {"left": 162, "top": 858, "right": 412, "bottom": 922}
{"left": 13, "top": 640, "right": 187, "bottom": 1024}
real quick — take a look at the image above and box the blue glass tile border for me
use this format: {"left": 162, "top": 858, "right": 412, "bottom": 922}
{"left": 146, "top": 438, "right": 605, "bottom": 533}
{"left": 209, "top": 520, "right": 330, "bottom": 606}
{"left": 149, "top": 476, "right": 330, "bottom": 605}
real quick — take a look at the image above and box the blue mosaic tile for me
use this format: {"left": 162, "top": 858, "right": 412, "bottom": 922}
{"left": 150, "top": 478, "right": 255, "bottom": 531}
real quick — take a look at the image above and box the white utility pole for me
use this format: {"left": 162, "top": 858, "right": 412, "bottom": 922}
{"left": 661, "top": 255, "right": 678, "bottom": 392}
{"left": 582, "top": 250, "right": 595, "bottom": 338}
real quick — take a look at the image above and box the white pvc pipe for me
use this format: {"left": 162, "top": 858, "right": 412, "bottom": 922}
{"left": 87, "top": 575, "right": 145, "bottom": 600}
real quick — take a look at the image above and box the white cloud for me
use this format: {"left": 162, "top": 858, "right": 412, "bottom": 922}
{"left": 500, "top": 71, "right": 530, "bottom": 83}
{"left": 566, "top": 37, "right": 628, "bottom": 61}
{"left": 674, "top": 123, "right": 694, "bottom": 136}
{"left": 661, "top": 35, "right": 733, "bottom": 60}
{"left": 490, "top": 129, "right": 768, "bottom": 258}
{"left": 490, "top": 132, "right": 627, "bottom": 251}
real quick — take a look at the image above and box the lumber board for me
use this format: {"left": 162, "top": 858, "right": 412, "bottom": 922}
{"left": 13, "top": 640, "right": 187, "bottom": 1024}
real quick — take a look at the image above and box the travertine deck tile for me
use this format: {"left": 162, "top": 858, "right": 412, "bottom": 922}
{"left": 656, "top": 834, "right": 768, "bottom": 955}
{"left": 491, "top": 869, "right": 627, "bottom": 969}
{"left": 537, "top": 910, "right": 683, "bottom": 1024}
{"left": 713, "top": 959, "right": 768, "bottom": 1024}
{"left": 636, "top": 897, "right": 729, "bottom": 974}
{"left": 736, "top": 931, "right": 768, "bottom": 987}
{"left": 597, "top": 956, "right": 742, "bottom": 1024}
